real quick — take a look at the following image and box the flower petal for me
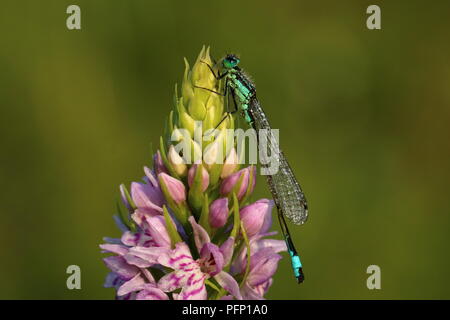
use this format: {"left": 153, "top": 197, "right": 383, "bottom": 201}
{"left": 117, "top": 273, "right": 147, "bottom": 296}
{"left": 214, "top": 271, "right": 242, "bottom": 300}
{"left": 157, "top": 242, "right": 195, "bottom": 270}
{"left": 144, "top": 215, "right": 171, "bottom": 247}
{"left": 158, "top": 270, "right": 189, "bottom": 292}
{"left": 220, "top": 168, "right": 249, "bottom": 200}
{"left": 104, "top": 272, "right": 123, "bottom": 289}
{"left": 178, "top": 275, "right": 207, "bottom": 300}
{"left": 189, "top": 216, "right": 211, "bottom": 253}
{"left": 200, "top": 242, "right": 224, "bottom": 276}
{"left": 152, "top": 152, "right": 169, "bottom": 176}
{"left": 240, "top": 199, "right": 273, "bottom": 237}
{"left": 220, "top": 237, "right": 235, "bottom": 266}
{"left": 121, "top": 231, "right": 155, "bottom": 247}
{"left": 124, "top": 246, "right": 169, "bottom": 268}
{"left": 247, "top": 249, "right": 282, "bottom": 287}
{"left": 209, "top": 197, "right": 229, "bottom": 228}
{"left": 143, "top": 166, "right": 161, "bottom": 188}
{"left": 259, "top": 200, "right": 274, "bottom": 234}
{"left": 103, "top": 256, "right": 139, "bottom": 280}
{"left": 131, "top": 181, "right": 164, "bottom": 214}
{"left": 241, "top": 282, "right": 265, "bottom": 300}
{"left": 158, "top": 173, "right": 186, "bottom": 204}
{"left": 188, "top": 164, "right": 209, "bottom": 192}
{"left": 251, "top": 238, "right": 287, "bottom": 254}
{"left": 99, "top": 244, "right": 128, "bottom": 256}
{"left": 136, "top": 284, "right": 170, "bottom": 300}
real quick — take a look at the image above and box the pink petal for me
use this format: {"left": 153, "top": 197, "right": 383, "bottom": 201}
{"left": 188, "top": 164, "right": 209, "bottom": 192}
{"left": 188, "top": 216, "right": 211, "bottom": 253}
{"left": 200, "top": 243, "right": 224, "bottom": 276}
{"left": 103, "top": 256, "right": 139, "bottom": 280}
{"left": 157, "top": 242, "right": 195, "bottom": 270}
{"left": 240, "top": 282, "right": 265, "bottom": 300}
{"left": 209, "top": 198, "right": 229, "bottom": 228}
{"left": 131, "top": 181, "right": 164, "bottom": 214}
{"left": 121, "top": 231, "right": 141, "bottom": 246}
{"left": 220, "top": 168, "right": 249, "bottom": 200}
{"left": 178, "top": 275, "right": 207, "bottom": 300}
{"left": 99, "top": 244, "right": 129, "bottom": 256}
{"left": 251, "top": 238, "right": 287, "bottom": 254}
{"left": 158, "top": 270, "right": 189, "bottom": 292}
{"left": 230, "top": 245, "right": 247, "bottom": 275}
{"left": 144, "top": 215, "right": 171, "bottom": 247}
{"left": 158, "top": 173, "right": 186, "bottom": 204}
{"left": 240, "top": 199, "right": 273, "bottom": 237}
{"left": 152, "top": 151, "right": 169, "bottom": 176}
{"left": 143, "top": 166, "right": 161, "bottom": 189}
{"left": 214, "top": 271, "right": 242, "bottom": 300}
{"left": 247, "top": 249, "right": 282, "bottom": 287}
{"left": 259, "top": 199, "right": 274, "bottom": 234}
{"left": 124, "top": 246, "right": 169, "bottom": 268}
{"left": 220, "top": 237, "right": 235, "bottom": 266}
{"left": 230, "top": 236, "right": 285, "bottom": 276}
{"left": 117, "top": 273, "right": 147, "bottom": 296}
{"left": 123, "top": 230, "right": 154, "bottom": 248}
{"left": 136, "top": 285, "right": 170, "bottom": 300}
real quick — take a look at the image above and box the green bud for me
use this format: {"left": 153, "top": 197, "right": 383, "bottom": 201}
{"left": 188, "top": 96, "right": 207, "bottom": 121}
{"left": 177, "top": 98, "right": 195, "bottom": 137}
{"left": 182, "top": 58, "right": 194, "bottom": 104}
{"left": 188, "top": 163, "right": 207, "bottom": 215}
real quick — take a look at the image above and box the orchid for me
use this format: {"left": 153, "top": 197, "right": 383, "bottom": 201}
{"left": 100, "top": 46, "right": 287, "bottom": 300}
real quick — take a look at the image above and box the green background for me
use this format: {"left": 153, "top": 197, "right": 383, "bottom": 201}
{"left": 1, "top": 0, "right": 449, "bottom": 299}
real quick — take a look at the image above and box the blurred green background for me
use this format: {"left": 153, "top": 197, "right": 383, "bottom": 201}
{"left": 1, "top": 0, "right": 449, "bottom": 299}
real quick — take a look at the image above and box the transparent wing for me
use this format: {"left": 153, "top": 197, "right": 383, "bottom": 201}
{"left": 248, "top": 99, "right": 308, "bottom": 225}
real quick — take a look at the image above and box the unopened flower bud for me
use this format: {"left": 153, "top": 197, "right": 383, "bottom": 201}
{"left": 158, "top": 172, "right": 186, "bottom": 205}
{"left": 220, "top": 148, "right": 238, "bottom": 179}
{"left": 188, "top": 164, "right": 209, "bottom": 192}
{"left": 220, "top": 166, "right": 256, "bottom": 200}
{"left": 240, "top": 199, "right": 274, "bottom": 237}
{"left": 209, "top": 198, "right": 229, "bottom": 228}
{"left": 168, "top": 145, "right": 187, "bottom": 177}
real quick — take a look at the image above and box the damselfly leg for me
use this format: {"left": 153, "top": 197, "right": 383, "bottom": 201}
{"left": 194, "top": 62, "right": 239, "bottom": 129}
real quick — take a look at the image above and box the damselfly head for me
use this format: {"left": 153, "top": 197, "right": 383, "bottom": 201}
{"left": 223, "top": 54, "right": 240, "bottom": 69}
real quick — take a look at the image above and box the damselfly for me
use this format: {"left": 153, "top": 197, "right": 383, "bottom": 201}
{"left": 196, "top": 54, "right": 309, "bottom": 283}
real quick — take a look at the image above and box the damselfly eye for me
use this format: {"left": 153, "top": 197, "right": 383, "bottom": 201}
{"left": 223, "top": 55, "right": 240, "bottom": 68}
